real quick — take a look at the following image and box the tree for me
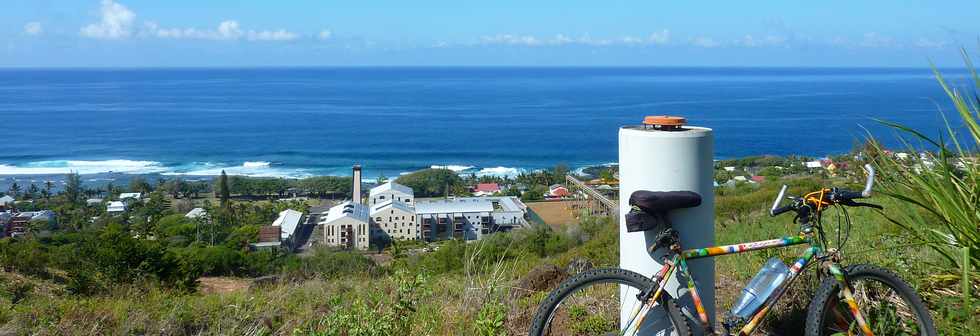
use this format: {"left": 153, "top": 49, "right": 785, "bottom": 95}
{"left": 217, "top": 170, "right": 230, "bottom": 206}
{"left": 64, "top": 173, "right": 83, "bottom": 204}
{"left": 552, "top": 163, "right": 570, "bottom": 185}
{"left": 27, "top": 183, "right": 39, "bottom": 199}
{"left": 43, "top": 181, "right": 53, "bottom": 200}
{"left": 8, "top": 183, "right": 20, "bottom": 198}
{"left": 395, "top": 169, "right": 463, "bottom": 197}
{"left": 128, "top": 176, "right": 152, "bottom": 194}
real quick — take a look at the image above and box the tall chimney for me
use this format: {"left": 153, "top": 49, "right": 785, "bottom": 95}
{"left": 352, "top": 165, "right": 362, "bottom": 204}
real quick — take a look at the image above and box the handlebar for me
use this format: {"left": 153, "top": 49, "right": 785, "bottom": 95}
{"left": 769, "top": 164, "right": 877, "bottom": 217}
{"left": 769, "top": 185, "right": 789, "bottom": 216}
{"left": 860, "top": 164, "right": 875, "bottom": 198}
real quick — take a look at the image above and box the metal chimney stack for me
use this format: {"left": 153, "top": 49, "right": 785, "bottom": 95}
{"left": 352, "top": 165, "right": 362, "bottom": 204}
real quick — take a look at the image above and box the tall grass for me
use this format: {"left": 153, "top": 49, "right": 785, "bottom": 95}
{"left": 868, "top": 49, "right": 979, "bottom": 330}
{"left": 869, "top": 49, "right": 979, "bottom": 270}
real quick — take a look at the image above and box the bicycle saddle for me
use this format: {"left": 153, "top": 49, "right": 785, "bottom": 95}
{"left": 629, "top": 190, "right": 702, "bottom": 214}
{"left": 625, "top": 190, "right": 702, "bottom": 232}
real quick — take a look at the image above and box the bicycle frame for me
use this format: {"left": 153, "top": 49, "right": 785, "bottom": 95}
{"left": 624, "top": 233, "right": 875, "bottom": 336}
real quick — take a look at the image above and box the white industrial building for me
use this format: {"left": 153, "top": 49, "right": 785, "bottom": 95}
{"left": 415, "top": 196, "right": 528, "bottom": 241}
{"left": 370, "top": 200, "right": 418, "bottom": 241}
{"left": 272, "top": 209, "right": 304, "bottom": 242}
{"left": 369, "top": 181, "right": 414, "bottom": 206}
{"left": 319, "top": 201, "right": 371, "bottom": 250}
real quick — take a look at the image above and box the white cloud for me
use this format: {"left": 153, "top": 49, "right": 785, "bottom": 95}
{"left": 80, "top": 0, "right": 135, "bottom": 40}
{"left": 145, "top": 20, "right": 296, "bottom": 41}
{"left": 914, "top": 38, "right": 947, "bottom": 49}
{"left": 734, "top": 34, "right": 788, "bottom": 47}
{"left": 648, "top": 29, "right": 670, "bottom": 44}
{"left": 247, "top": 29, "right": 298, "bottom": 41}
{"left": 217, "top": 20, "right": 243, "bottom": 40}
{"left": 482, "top": 34, "right": 542, "bottom": 46}
{"left": 24, "top": 22, "right": 43, "bottom": 36}
{"left": 479, "top": 31, "right": 671, "bottom": 47}
{"left": 318, "top": 30, "right": 333, "bottom": 40}
{"left": 690, "top": 36, "right": 721, "bottom": 48}
{"left": 858, "top": 32, "right": 896, "bottom": 48}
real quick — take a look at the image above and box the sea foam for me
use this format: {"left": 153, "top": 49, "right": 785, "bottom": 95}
{"left": 0, "top": 160, "right": 167, "bottom": 175}
{"left": 430, "top": 165, "right": 475, "bottom": 172}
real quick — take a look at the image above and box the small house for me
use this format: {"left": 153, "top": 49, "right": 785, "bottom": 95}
{"left": 548, "top": 184, "right": 570, "bottom": 198}
{"left": 473, "top": 183, "right": 501, "bottom": 196}
{"left": 107, "top": 201, "right": 126, "bottom": 215}
{"left": 185, "top": 208, "right": 206, "bottom": 219}
{"left": 0, "top": 195, "right": 14, "bottom": 207}
{"left": 118, "top": 192, "right": 142, "bottom": 201}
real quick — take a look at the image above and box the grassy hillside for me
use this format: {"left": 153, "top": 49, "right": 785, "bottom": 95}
{"left": 0, "top": 176, "right": 974, "bottom": 335}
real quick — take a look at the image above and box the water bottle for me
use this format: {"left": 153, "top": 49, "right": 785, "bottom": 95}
{"left": 730, "top": 257, "right": 790, "bottom": 319}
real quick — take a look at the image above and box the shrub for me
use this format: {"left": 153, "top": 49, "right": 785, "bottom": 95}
{"left": 283, "top": 248, "right": 379, "bottom": 279}
{"left": 869, "top": 56, "right": 980, "bottom": 270}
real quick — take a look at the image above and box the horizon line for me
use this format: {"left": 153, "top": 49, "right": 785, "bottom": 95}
{"left": 0, "top": 65, "right": 966, "bottom": 71}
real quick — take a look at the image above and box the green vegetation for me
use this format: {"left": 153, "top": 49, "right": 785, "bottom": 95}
{"left": 395, "top": 168, "right": 465, "bottom": 197}
{"left": 866, "top": 54, "right": 980, "bottom": 331}
{"left": 1, "top": 59, "right": 977, "bottom": 334}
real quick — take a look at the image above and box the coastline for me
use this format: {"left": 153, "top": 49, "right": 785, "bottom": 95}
{"left": 0, "top": 153, "right": 825, "bottom": 191}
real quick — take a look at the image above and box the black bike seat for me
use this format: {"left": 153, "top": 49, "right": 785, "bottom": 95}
{"left": 629, "top": 190, "right": 702, "bottom": 214}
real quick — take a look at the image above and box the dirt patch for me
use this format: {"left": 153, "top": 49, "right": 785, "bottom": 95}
{"left": 510, "top": 264, "right": 569, "bottom": 301}
{"left": 527, "top": 201, "right": 580, "bottom": 229}
{"left": 366, "top": 253, "right": 393, "bottom": 266}
{"left": 197, "top": 277, "right": 250, "bottom": 294}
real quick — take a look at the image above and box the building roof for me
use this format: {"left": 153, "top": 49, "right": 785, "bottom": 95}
{"left": 185, "top": 208, "right": 206, "bottom": 218}
{"left": 322, "top": 201, "right": 370, "bottom": 224}
{"left": 369, "top": 181, "right": 414, "bottom": 197}
{"left": 804, "top": 161, "right": 823, "bottom": 168}
{"left": 308, "top": 205, "right": 332, "bottom": 215}
{"left": 272, "top": 209, "right": 304, "bottom": 240}
{"left": 474, "top": 183, "right": 500, "bottom": 193}
{"left": 107, "top": 201, "right": 126, "bottom": 212}
{"left": 0, "top": 195, "right": 14, "bottom": 204}
{"left": 494, "top": 196, "right": 526, "bottom": 212}
{"left": 416, "top": 198, "right": 494, "bottom": 214}
{"left": 370, "top": 199, "right": 415, "bottom": 215}
{"left": 119, "top": 192, "right": 142, "bottom": 200}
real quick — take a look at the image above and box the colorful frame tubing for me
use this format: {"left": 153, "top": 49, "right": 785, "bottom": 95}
{"left": 623, "top": 234, "right": 876, "bottom": 336}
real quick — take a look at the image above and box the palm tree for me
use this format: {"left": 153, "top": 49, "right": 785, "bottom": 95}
{"left": 27, "top": 184, "right": 38, "bottom": 200}
{"left": 43, "top": 181, "right": 53, "bottom": 200}
{"left": 8, "top": 183, "right": 21, "bottom": 198}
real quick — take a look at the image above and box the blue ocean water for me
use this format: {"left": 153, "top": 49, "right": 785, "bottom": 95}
{"left": 0, "top": 67, "right": 966, "bottom": 180}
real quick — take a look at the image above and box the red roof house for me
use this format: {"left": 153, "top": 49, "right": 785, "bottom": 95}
{"left": 473, "top": 183, "right": 501, "bottom": 196}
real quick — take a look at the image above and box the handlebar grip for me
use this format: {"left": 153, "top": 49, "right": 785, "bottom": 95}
{"left": 770, "top": 204, "right": 794, "bottom": 217}
{"left": 838, "top": 190, "right": 865, "bottom": 200}
{"left": 861, "top": 164, "right": 875, "bottom": 197}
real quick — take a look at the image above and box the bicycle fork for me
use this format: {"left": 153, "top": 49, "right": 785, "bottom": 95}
{"left": 827, "top": 263, "right": 875, "bottom": 336}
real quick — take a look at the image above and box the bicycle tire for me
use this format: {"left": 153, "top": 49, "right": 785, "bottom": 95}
{"left": 528, "top": 267, "right": 692, "bottom": 336}
{"left": 804, "top": 264, "right": 937, "bottom": 336}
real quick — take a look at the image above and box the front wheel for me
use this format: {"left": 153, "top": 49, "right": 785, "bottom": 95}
{"left": 805, "top": 264, "right": 937, "bottom": 336}
{"left": 528, "top": 268, "right": 691, "bottom": 336}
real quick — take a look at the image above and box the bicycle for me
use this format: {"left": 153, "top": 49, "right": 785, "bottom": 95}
{"left": 529, "top": 164, "right": 937, "bottom": 336}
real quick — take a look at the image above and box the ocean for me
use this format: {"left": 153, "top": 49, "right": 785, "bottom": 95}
{"left": 0, "top": 67, "right": 967, "bottom": 184}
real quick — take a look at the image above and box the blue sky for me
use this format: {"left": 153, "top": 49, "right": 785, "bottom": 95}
{"left": 2, "top": 0, "right": 978, "bottom": 67}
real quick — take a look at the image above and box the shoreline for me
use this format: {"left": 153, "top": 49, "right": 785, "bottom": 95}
{"left": 0, "top": 153, "right": 828, "bottom": 191}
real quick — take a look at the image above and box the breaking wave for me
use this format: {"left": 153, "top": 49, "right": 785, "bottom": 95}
{"left": 0, "top": 160, "right": 167, "bottom": 175}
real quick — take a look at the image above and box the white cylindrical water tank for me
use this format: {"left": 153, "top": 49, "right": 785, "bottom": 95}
{"left": 619, "top": 117, "right": 714, "bottom": 334}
